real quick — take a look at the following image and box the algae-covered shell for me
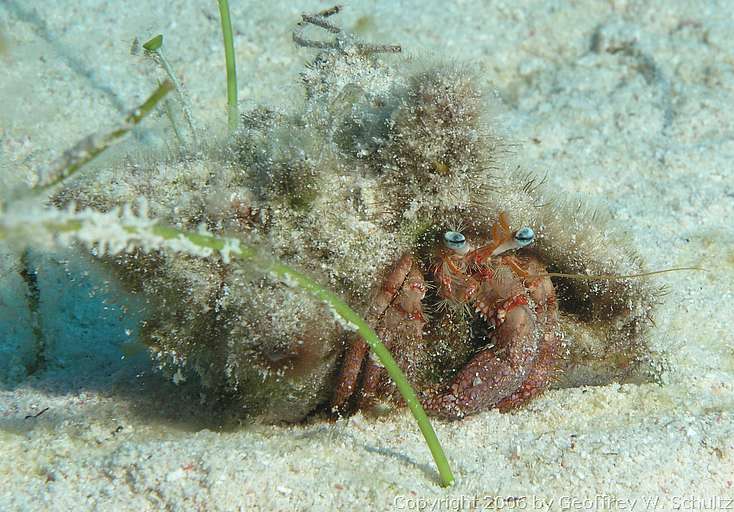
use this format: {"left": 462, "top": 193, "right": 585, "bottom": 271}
{"left": 54, "top": 16, "right": 660, "bottom": 422}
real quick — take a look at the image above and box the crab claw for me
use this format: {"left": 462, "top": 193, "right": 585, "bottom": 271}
{"left": 422, "top": 267, "right": 544, "bottom": 419}
{"left": 423, "top": 301, "right": 542, "bottom": 418}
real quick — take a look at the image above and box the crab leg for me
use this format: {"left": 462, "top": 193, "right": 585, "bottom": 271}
{"left": 332, "top": 337, "right": 369, "bottom": 411}
{"left": 332, "top": 254, "right": 418, "bottom": 411}
{"left": 357, "top": 262, "right": 427, "bottom": 409}
{"left": 496, "top": 259, "right": 561, "bottom": 410}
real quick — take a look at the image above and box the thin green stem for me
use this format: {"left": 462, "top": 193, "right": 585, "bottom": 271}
{"left": 143, "top": 35, "right": 198, "bottom": 146}
{"left": 33, "top": 81, "right": 173, "bottom": 192}
{"left": 217, "top": 0, "right": 238, "bottom": 133}
{"left": 163, "top": 96, "right": 186, "bottom": 145}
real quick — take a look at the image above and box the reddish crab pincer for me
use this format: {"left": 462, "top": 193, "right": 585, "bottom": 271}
{"left": 333, "top": 213, "right": 562, "bottom": 419}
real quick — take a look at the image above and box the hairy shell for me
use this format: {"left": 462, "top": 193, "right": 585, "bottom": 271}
{"left": 55, "top": 25, "right": 660, "bottom": 422}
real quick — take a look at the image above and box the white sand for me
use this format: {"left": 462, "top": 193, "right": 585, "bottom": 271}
{"left": 1, "top": 0, "right": 732, "bottom": 510}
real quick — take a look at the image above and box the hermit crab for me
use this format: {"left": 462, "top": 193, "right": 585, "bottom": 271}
{"left": 52, "top": 7, "right": 660, "bottom": 422}
{"left": 333, "top": 213, "right": 561, "bottom": 419}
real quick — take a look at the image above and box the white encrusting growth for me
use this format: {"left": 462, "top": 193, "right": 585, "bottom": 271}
{"left": 328, "top": 304, "right": 359, "bottom": 332}
{"left": 218, "top": 237, "right": 241, "bottom": 264}
{"left": 0, "top": 202, "right": 244, "bottom": 263}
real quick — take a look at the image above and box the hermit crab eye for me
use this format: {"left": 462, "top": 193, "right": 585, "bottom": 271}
{"left": 514, "top": 227, "right": 535, "bottom": 247}
{"left": 443, "top": 231, "right": 466, "bottom": 251}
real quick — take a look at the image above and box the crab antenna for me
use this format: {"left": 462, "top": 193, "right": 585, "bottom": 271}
{"left": 524, "top": 267, "right": 705, "bottom": 281}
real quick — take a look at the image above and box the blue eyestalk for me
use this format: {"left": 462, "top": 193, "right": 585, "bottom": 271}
{"left": 443, "top": 231, "right": 467, "bottom": 251}
{"left": 514, "top": 227, "right": 535, "bottom": 247}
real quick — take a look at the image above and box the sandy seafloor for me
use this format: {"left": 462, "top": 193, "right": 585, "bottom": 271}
{"left": 1, "top": 0, "right": 733, "bottom": 510}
